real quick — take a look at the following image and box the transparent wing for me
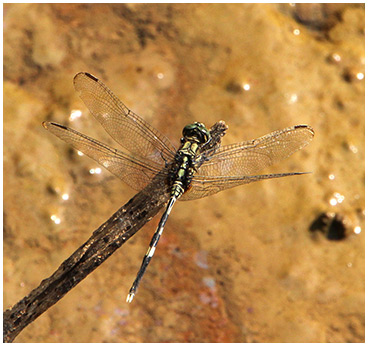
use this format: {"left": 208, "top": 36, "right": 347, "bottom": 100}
{"left": 196, "top": 125, "right": 314, "bottom": 177}
{"left": 181, "top": 172, "right": 308, "bottom": 201}
{"left": 73, "top": 72, "right": 177, "bottom": 165}
{"left": 182, "top": 125, "right": 314, "bottom": 201}
{"left": 43, "top": 121, "right": 169, "bottom": 192}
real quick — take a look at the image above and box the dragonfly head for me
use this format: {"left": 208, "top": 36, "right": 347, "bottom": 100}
{"left": 182, "top": 122, "right": 211, "bottom": 144}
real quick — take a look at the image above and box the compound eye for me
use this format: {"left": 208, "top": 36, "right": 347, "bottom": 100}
{"left": 182, "top": 123, "right": 210, "bottom": 144}
{"left": 182, "top": 124, "right": 197, "bottom": 137}
{"left": 197, "top": 124, "right": 210, "bottom": 144}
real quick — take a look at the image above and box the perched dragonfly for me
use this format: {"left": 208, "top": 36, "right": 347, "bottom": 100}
{"left": 43, "top": 72, "right": 314, "bottom": 303}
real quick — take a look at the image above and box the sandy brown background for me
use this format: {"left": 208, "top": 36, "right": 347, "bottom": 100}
{"left": 4, "top": 3, "right": 364, "bottom": 342}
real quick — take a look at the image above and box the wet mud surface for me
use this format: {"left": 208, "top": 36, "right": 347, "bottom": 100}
{"left": 4, "top": 3, "right": 364, "bottom": 342}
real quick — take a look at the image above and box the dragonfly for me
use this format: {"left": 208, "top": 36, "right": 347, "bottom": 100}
{"left": 43, "top": 72, "right": 314, "bottom": 303}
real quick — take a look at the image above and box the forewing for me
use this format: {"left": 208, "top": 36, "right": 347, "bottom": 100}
{"left": 196, "top": 125, "right": 314, "bottom": 177}
{"left": 43, "top": 121, "right": 168, "bottom": 192}
{"left": 73, "top": 72, "right": 177, "bottom": 165}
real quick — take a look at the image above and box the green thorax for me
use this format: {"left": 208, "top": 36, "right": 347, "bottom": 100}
{"left": 170, "top": 122, "right": 211, "bottom": 198}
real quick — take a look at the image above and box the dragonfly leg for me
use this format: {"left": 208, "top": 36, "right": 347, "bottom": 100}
{"left": 160, "top": 151, "right": 169, "bottom": 168}
{"left": 126, "top": 197, "right": 176, "bottom": 303}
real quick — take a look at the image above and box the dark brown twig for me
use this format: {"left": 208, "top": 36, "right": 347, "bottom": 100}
{"left": 3, "top": 177, "right": 170, "bottom": 343}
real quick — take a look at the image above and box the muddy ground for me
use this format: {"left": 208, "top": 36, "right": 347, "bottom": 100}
{"left": 4, "top": 3, "right": 364, "bottom": 342}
